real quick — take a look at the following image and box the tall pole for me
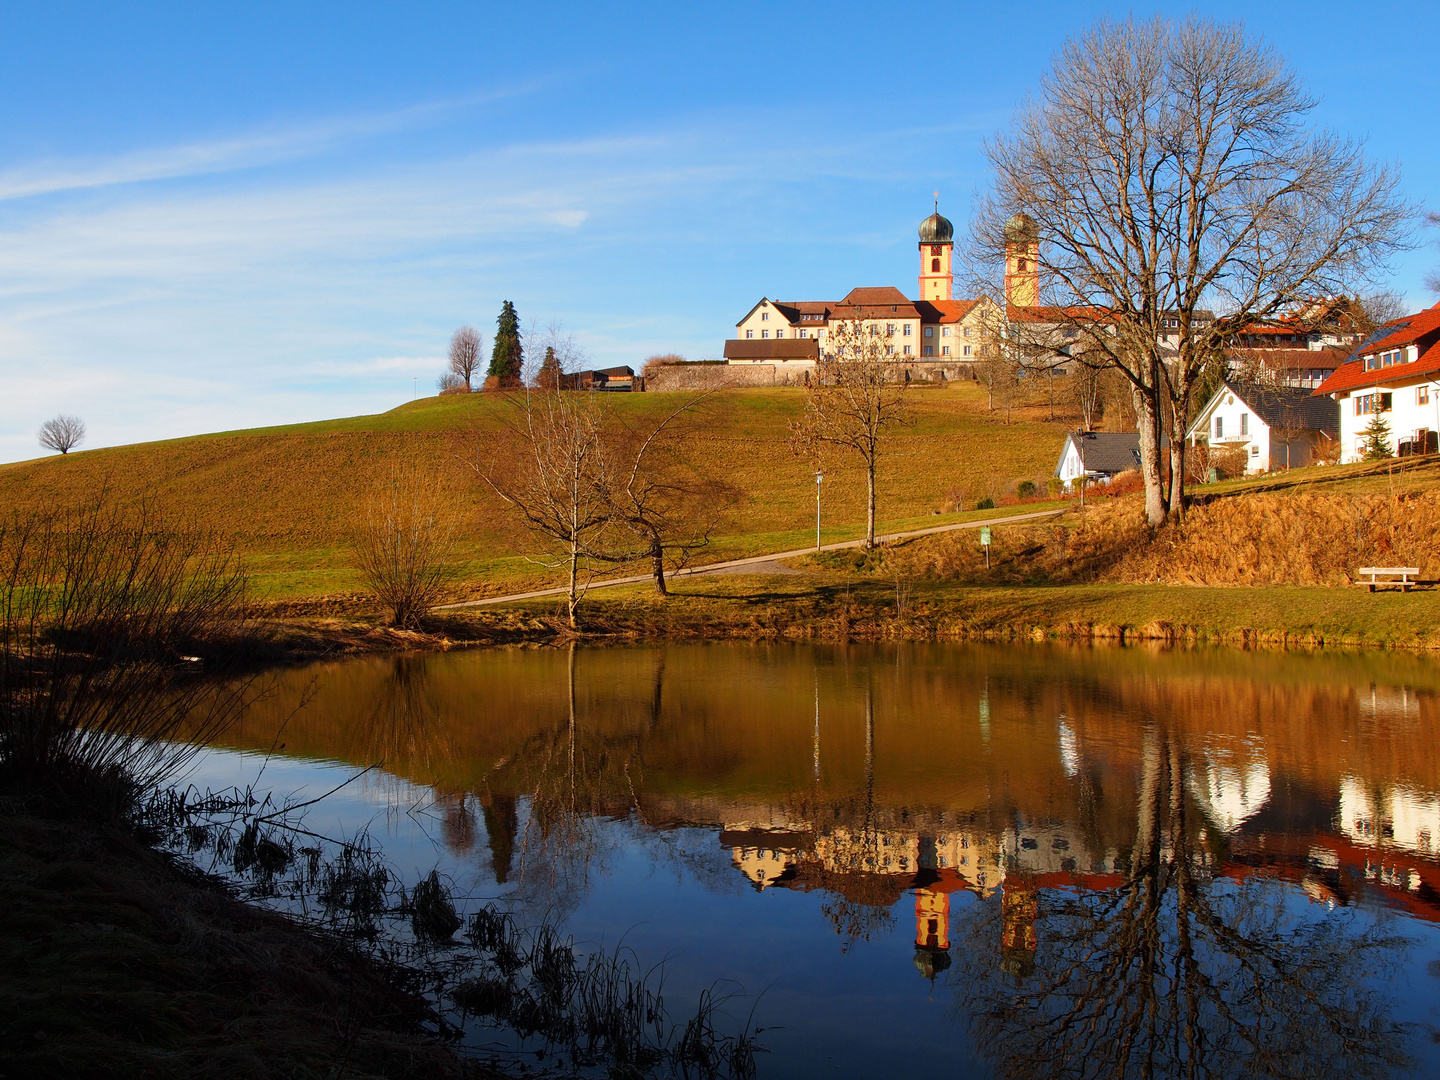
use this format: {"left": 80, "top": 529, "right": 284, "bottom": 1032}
{"left": 815, "top": 471, "right": 824, "bottom": 551}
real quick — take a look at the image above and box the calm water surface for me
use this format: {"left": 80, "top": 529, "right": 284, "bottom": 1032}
{"left": 187, "top": 643, "right": 1440, "bottom": 1078}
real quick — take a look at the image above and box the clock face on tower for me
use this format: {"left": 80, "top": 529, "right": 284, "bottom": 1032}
{"left": 930, "top": 246, "right": 943, "bottom": 257}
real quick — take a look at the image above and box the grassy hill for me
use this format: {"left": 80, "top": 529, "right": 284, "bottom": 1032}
{"left": 0, "top": 383, "right": 1074, "bottom": 601}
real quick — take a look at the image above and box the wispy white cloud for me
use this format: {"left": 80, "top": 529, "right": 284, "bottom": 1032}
{"left": 0, "top": 83, "right": 550, "bottom": 202}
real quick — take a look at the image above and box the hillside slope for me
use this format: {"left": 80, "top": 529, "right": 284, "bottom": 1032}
{"left": 0, "top": 385, "right": 1072, "bottom": 600}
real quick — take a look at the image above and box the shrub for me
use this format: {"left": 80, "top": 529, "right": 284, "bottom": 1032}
{"left": 976, "top": 497, "right": 996, "bottom": 510}
{"left": 641, "top": 353, "right": 686, "bottom": 377}
{"left": 1046, "top": 477, "right": 1064, "bottom": 499}
{"left": 941, "top": 485, "right": 967, "bottom": 513}
{"left": 436, "top": 371, "right": 467, "bottom": 395}
{"left": 1017, "top": 480, "right": 1037, "bottom": 499}
{"left": 0, "top": 497, "right": 251, "bottom": 820}
{"left": 353, "top": 467, "right": 459, "bottom": 628}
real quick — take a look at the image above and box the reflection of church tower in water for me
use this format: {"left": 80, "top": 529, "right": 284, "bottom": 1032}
{"left": 1000, "top": 876, "right": 1038, "bottom": 978}
{"left": 913, "top": 885, "right": 952, "bottom": 980}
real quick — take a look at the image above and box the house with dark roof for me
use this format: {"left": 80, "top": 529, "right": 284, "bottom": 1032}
{"left": 1186, "top": 379, "right": 1339, "bottom": 473}
{"left": 1313, "top": 303, "right": 1440, "bottom": 462}
{"left": 1055, "top": 431, "right": 1161, "bottom": 485}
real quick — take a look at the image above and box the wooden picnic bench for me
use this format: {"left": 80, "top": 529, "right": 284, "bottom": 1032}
{"left": 1356, "top": 567, "right": 1420, "bottom": 592}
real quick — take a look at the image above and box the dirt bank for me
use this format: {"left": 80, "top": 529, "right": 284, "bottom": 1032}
{"left": 0, "top": 809, "right": 499, "bottom": 1080}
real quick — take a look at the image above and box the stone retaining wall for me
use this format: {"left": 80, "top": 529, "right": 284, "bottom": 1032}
{"left": 645, "top": 362, "right": 979, "bottom": 391}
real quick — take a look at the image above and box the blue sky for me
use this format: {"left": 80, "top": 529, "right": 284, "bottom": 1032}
{"left": 2, "top": 1, "right": 1437, "bottom": 461}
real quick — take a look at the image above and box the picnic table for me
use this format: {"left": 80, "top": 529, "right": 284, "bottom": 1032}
{"left": 1356, "top": 567, "right": 1420, "bottom": 593}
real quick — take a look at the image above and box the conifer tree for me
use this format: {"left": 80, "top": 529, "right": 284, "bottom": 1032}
{"left": 1360, "top": 413, "right": 1392, "bottom": 461}
{"left": 536, "top": 346, "right": 562, "bottom": 390}
{"left": 488, "top": 301, "right": 524, "bottom": 386}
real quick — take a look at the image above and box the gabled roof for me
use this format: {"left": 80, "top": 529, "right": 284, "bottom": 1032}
{"left": 831, "top": 287, "right": 920, "bottom": 319}
{"left": 914, "top": 298, "right": 986, "bottom": 323}
{"left": 1055, "top": 431, "right": 1153, "bottom": 476}
{"left": 723, "top": 338, "right": 820, "bottom": 360}
{"left": 1188, "top": 380, "right": 1338, "bottom": 438}
{"left": 1231, "top": 382, "right": 1337, "bottom": 434}
{"left": 1313, "top": 303, "right": 1440, "bottom": 397}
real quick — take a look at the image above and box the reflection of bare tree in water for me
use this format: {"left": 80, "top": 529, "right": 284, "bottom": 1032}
{"left": 481, "top": 644, "right": 642, "bottom": 908}
{"left": 786, "top": 681, "right": 896, "bottom": 951}
{"left": 953, "top": 727, "right": 1412, "bottom": 1080}
{"left": 349, "top": 655, "right": 482, "bottom": 857}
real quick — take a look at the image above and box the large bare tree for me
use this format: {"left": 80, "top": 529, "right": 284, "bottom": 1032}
{"left": 38, "top": 414, "right": 85, "bottom": 455}
{"left": 791, "top": 311, "right": 910, "bottom": 549}
{"left": 971, "top": 15, "right": 1411, "bottom": 525}
{"left": 447, "top": 325, "right": 482, "bottom": 392}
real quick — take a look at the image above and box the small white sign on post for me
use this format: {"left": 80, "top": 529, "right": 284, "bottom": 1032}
{"left": 980, "top": 525, "right": 992, "bottom": 569}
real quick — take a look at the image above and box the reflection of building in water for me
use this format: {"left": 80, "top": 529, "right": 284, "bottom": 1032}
{"left": 1339, "top": 777, "right": 1440, "bottom": 856}
{"left": 913, "top": 886, "right": 953, "bottom": 980}
{"left": 721, "top": 812, "right": 1123, "bottom": 981}
{"left": 1186, "top": 754, "right": 1272, "bottom": 833}
{"left": 1000, "top": 876, "right": 1038, "bottom": 979}
{"left": 1357, "top": 684, "right": 1422, "bottom": 724}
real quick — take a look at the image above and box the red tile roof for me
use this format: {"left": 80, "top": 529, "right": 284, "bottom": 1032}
{"left": 915, "top": 298, "right": 983, "bottom": 323}
{"left": 1225, "top": 347, "right": 1349, "bottom": 370}
{"left": 1313, "top": 303, "right": 1440, "bottom": 397}
{"left": 723, "top": 338, "right": 820, "bottom": 361}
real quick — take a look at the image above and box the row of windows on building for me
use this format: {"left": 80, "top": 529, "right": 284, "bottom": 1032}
{"left": 1353, "top": 386, "right": 1431, "bottom": 415}
{"left": 1364, "top": 348, "right": 1411, "bottom": 372}
{"left": 814, "top": 344, "right": 975, "bottom": 357}
{"left": 748, "top": 324, "right": 973, "bottom": 339}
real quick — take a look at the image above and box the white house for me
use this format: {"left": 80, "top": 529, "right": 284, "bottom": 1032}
{"left": 1315, "top": 303, "right": 1440, "bottom": 463}
{"left": 1186, "top": 380, "right": 1339, "bottom": 474}
{"left": 1054, "top": 431, "right": 1151, "bottom": 485}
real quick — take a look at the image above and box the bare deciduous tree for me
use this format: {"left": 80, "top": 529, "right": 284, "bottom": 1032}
{"left": 791, "top": 311, "right": 910, "bottom": 549}
{"left": 970, "top": 15, "right": 1412, "bottom": 526}
{"left": 353, "top": 466, "right": 459, "bottom": 627}
{"left": 481, "top": 392, "right": 615, "bottom": 629}
{"left": 447, "top": 325, "right": 482, "bottom": 391}
{"left": 602, "top": 397, "right": 736, "bottom": 595}
{"left": 38, "top": 414, "right": 85, "bottom": 455}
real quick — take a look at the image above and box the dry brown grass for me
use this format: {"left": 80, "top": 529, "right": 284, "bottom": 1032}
{"left": 880, "top": 489, "right": 1440, "bottom": 588}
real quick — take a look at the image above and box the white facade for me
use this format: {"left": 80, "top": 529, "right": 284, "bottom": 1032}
{"left": 1187, "top": 382, "right": 1337, "bottom": 473}
{"left": 1336, "top": 377, "right": 1440, "bottom": 463}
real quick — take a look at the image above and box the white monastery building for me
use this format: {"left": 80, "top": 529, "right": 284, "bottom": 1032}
{"left": 722, "top": 204, "right": 1010, "bottom": 380}
{"left": 1315, "top": 303, "right": 1440, "bottom": 461}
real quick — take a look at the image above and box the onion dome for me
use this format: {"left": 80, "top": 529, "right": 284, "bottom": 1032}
{"left": 1005, "top": 212, "right": 1038, "bottom": 243}
{"left": 918, "top": 210, "right": 954, "bottom": 244}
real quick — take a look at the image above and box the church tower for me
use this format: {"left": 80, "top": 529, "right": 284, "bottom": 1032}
{"left": 918, "top": 198, "right": 954, "bottom": 302}
{"left": 1004, "top": 213, "right": 1039, "bottom": 308}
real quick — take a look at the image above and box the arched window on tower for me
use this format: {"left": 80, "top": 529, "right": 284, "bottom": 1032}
{"left": 1017, "top": 259, "right": 1028, "bottom": 272}
{"left": 931, "top": 258, "right": 940, "bottom": 272}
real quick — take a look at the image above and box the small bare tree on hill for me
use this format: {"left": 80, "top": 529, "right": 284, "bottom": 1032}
{"left": 602, "top": 397, "right": 736, "bottom": 595}
{"left": 39, "top": 415, "right": 85, "bottom": 455}
{"left": 481, "top": 392, "right": 615, "bottom": 628}
{"left": 448, "top": 325, "right": 482, "bottom": 391}
{"left": 791, "top": 312, "right": 910, "bottom": 550}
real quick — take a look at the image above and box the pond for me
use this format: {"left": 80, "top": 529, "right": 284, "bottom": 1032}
{"left": 184, "top": 642, "right": 1440, "bottom": 1078}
